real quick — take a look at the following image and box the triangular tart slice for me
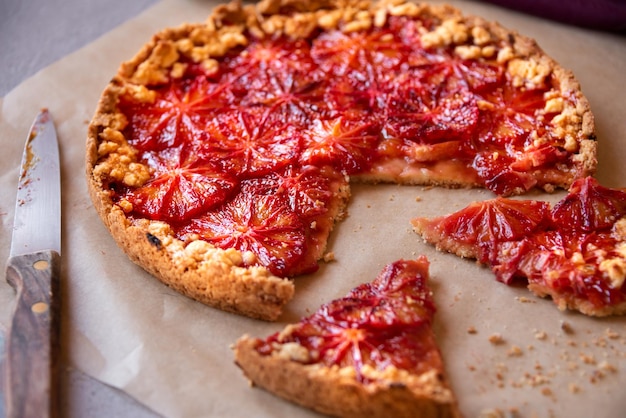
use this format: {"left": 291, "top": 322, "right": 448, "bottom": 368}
{"left": 412, "top": 177, "right": 626, "bottom": 316}
{"left": 234, "top": 258, "right": 460, "bottom": 418}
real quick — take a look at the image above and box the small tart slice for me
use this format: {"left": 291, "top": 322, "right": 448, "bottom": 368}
{"left": 412, "top": 177, "right": 626, "bottom": 316}
{"left": 234, "top": 258, "right": 460, "bottom": 418}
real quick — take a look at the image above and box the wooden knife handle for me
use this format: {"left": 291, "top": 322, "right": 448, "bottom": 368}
{"left": 4, "top": 250, "right": 61, "bottom": 418}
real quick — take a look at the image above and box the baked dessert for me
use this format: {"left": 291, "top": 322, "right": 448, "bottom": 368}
{"left": 412, "top": 176, "right": 626, "bottom": 317}
{"left": 234, "top": 258, "right": 460, "bottom": 418}
{"left": 86, "top": 0, "right": 596, "bottom": 320}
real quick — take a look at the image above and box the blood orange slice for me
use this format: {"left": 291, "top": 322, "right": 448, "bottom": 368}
{"left": 177, "top": 190, "right": 310, "bottom": 277}
{"left": 234, "top": 257, "right": 459, "bottom": 417}
{"left": 197, "top": 109, "right": 303, "bottom": 177}
{"left": 240, "top": 165, "right": 338, "bottom": 220}
{"left": 385, "top": 88, "right": 479, "bottom": 145}
{"left": 471, "top": 151, "right": 538, "bottom": 196}
{"left": 225, "top": 37, "right": 322, "bottom": 110}
{"left": 119, "top": 76, "right": 233, "bottom": 152}
{"left": 476, "top": 86, "right": 549, "bottom": 149}
{"left": 412, "top": 197, "right": 551, "bottom": 261}
{"left": 551, "top": 176, "right": 626, "bottom": 232}
{"left": 121, "top": 150, "right": 237, "bottom": 222}
{"left": 311, "top": 27, "right": 411, "bottom": 80}
{"left": 300, "top": 116, "right": 381, "bottom": 174}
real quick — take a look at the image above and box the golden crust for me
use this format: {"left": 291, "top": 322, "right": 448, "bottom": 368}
{"left": 234, "top": 335, "right": 461, "bottom": 418}
{"left": 86, "top": 0, "right": 597, "bottom": 321}
{"left": 528, "top": 283, "right": 626, "bottom": 317}
{"left": 411, "top": 217, "right": 478, "bottom": 260}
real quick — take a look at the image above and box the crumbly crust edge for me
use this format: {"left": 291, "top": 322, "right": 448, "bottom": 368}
{"left": 234, "top": 335, "right": 461, "bottom": 418}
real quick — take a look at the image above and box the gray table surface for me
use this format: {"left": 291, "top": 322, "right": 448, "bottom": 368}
{"left": 1, "top": 1, "right": 162, "bottom": 416}
{"left": 0, "top": 0, "right": 156, "bottom": 96}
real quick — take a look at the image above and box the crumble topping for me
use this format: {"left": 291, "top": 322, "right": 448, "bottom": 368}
{"left": 507, "top": 57, "right": 551, "bottom": 88}
{"left": 276, "top": 342, "right": 311, "bottom": 362}
{"left": 612, "top": 218, "right": 626, "bottom": 241}
{"left": 121, "top": 84, "right": 156, "bottom": 103}
{"left": 93, "top": 128, "right": 151, "bottom": 187}
{"left": 599, "top": 256, "right": 626, "bottom": 289}
{"left": 496, "top": 46, "right": 515, "bottom": 64}
{"left": 471, "top": 25, "right": 491, "bottom": 46}
{"left": 552, "top": 106, "right": 584, "bottom": 148}
{"left": 544, "top": 97, "right": 564, "bottom": 114}
{"left": 132, "top": 40, "right": 180, "bottom": 85}
{"left": 420, "top": 18, "right": 468, "bottom": 48}
{"left": 145, "top": 221, "right": 266, "bottom": 274}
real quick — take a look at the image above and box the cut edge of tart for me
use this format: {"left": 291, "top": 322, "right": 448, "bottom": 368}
{"left": 233, "top": 258, "right": 461, "bottom": 418}
{"left": 86, "top": 0, "right": 597, "bottom": 320}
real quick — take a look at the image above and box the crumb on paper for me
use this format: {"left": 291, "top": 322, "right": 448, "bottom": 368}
{"left": 598, "top": 360, "right": 617, "bottom": 373}
{"left": 568, "top": 382, "right": 581, "bottom": 393}
{"left": 323, "top": 251, "right": 335, "bottom": 262}
{"left": 515, "top": 296, "right": 534, "bottom": 303}
{"left": 560, "top": 320, "right": 574, "bottom": 334}
{"left": 590, "top": 369, "right": 605, "bottom": 383}
{"left": 593, "top": 336, "right": 608, "bottom": 348}
{"left": 478, "top": 408, "right": 504, "bottom": 418}
{"left": 534, "top": 331, "right": 547, "bottom": 340}
{"left": 414, "top": 195, "right": 422, "bottom": 202}
{"left": 478, "top": 408, "right": 520, "bottom": 418}
{"left": 467, "top": 326, "right": 477, "bottom": 334}
{"left": 507, "top": 345, "right": 523, "bottom": 357}
{"left": 489, "top": 333, "right": 505, "bottom": 345}
{"left": 580, "top": 353, "right": 596, "bottom": 365}
{"left": 605, "top": 328, "right": 620, "bottom": 339}
{"left": 567, "top": 361, "right": 579, "bottom": 371}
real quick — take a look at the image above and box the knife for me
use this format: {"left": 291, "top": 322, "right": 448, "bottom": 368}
{"left": 4, "top": 109, "right": 61, "bottom": 418}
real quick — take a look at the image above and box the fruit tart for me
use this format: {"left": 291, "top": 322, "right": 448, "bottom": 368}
{"left": 86, "top": 0, "right": 596, "bottom": 319}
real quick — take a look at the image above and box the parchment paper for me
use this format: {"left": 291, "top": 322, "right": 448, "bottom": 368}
{"left": 1, "top": 1, "right": 625, "bottom": 417}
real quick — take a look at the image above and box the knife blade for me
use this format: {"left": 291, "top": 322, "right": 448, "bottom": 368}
{"left": 4, "top": 109, "right": 61, "bottom": 418}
